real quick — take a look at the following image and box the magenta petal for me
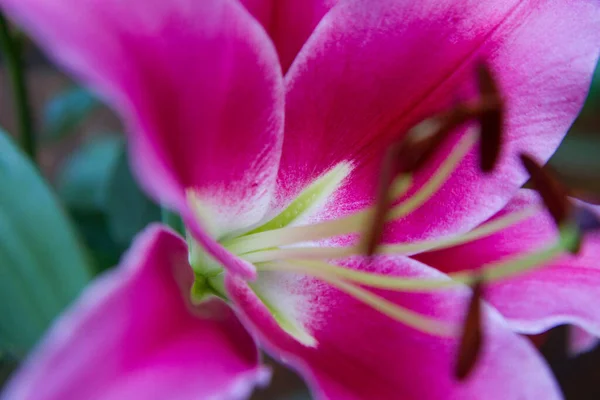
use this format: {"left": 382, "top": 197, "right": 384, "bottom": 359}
{"left": 278, "top": 0, "right": 600, "bottom": 241}
{"left": 2, "top": 225, "right": 269, "bottom": 400}
{"left": 1, "top": 0, "right": 285, "bottom": 234}
{"left": 226, "top": 256, "right": 561, "bottom": 399}
{"left": 417, "top": 189, "right": 600, "bottom": 342}
{"left": 239, "top": 0, "right": 338, "bottom": 72}
{"left": 569, "top": 326, "right": 598, "bottom": 356}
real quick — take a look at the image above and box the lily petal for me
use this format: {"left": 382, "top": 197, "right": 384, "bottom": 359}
{"left": 1, "top": 0, "right": 285, "bottom": 235}
{"left": 416, "top": 189, "right": 600, "bottom": 344}
{"left": 278, "top": 0, "right": 600, "bottom": 242}
{"left": 569, "top": 326, "right": 598, "bottom": 356}
{"left": 226, "top": 256, "right": 561, "bottom": 399}
{"left": 239, "top": 0, "right": 338, "bottom": 72}
{"left": 2, "top": 225, "right": 269, "bottom": 400}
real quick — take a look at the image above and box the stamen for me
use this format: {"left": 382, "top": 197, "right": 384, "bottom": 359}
{"left": 364, "top": 63, "right": 503, "bottom": 254}
{"left": 455, "top": 279, "right": 484, "bottom": 380}
{"left": 255, "top": 222, "right": 579, "bottom": 292}
{"left": 387, "top": 129, "right": 478, "bottom": 221}
{"left": 242, "top": 245, "right": 358, "bottom": 264}
{"left": 392, "top": 118, "right": 449, "bottom": 174}
{"left": 227, "top": 127, "right": 477, "bottom": 256}
{"left": 244, "top": 162, "right": 352, "bottom": 235}
{"left": 242, "top": 206, "right": 536, "bottom": 263}
{"left": 519, "top": 153, "right": 589, "bottom": 254}
{"left": 256, "top": 259, "right": 458, "bottom": 291}
{"left": 520, "top": 153, "right": 570, "bottom": 227}
{"left": 262, "top": 261, "right": 456, "bottom": 336}
{"left": 476, "top": 63, "right": 503, "bottom": 173}
{"left": 378, "top": 207, "right": 537, "bottom": 256}
{"left": 221, "top": 163, "right": 370, "bottom": 255}
{"left": 225, "top": 175, "right": 412, "bottom": 255}
{"left": 225, "top": 209, "right": 371, "bottom": 255}
{"left": 362, "top": 137, "right": 412, "bottom": 255}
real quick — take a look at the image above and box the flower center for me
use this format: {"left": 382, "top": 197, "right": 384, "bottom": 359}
{"left": 185, "top": 127, "right": 581, "bottom": 342}
{"left": 184, "top": 65, "right": 587, "bottom": 344}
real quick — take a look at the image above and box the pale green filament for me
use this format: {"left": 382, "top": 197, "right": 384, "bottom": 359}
{"left": 225, "top": 211, "right": 368, "bottom": 255}
{"left": 245, "top": 162, "right": 352, "bottom": 235}
{"left": 241, "top": 207, "right": 537, "bottom": 263}
{"left": 224, "top": 175, "right": 412, "bottom": 255}
{"left": 256, "top": 222, "right": 580, "bottom": 292}
{"left": 378, "top": 206, "right": 538, "bottom": 255}
{"left": 387, "top": 129, "right": 478, "bottom": 221}
{"left": 264, "top": 261, "right": 456, "bottom": 336}
{"left": 187, "top": 124, "right": 579, "bottom": 340}
{"left": 225, "top": 130, "right": 475, "bottom": 256}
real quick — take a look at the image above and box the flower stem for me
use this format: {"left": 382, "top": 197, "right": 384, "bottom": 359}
{"left": 0, "top": 14, "right": 35, "bottom": 161}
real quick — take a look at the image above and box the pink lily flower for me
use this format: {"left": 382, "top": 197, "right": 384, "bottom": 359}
{"left": 2, "top": 0, "right": 600, "bottom": 399}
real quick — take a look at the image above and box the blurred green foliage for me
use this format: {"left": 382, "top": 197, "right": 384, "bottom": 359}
{"left": 42, "top": 86, "right": 99, "bottom": 142}
{"left": 0, "top": 129, "right": 92, "bottom": 359}
{"left": 57, "top": 134, "right": 162, "bottom": 273}
{"left": 549, "top": 60, "right": 600, "bottom": 199}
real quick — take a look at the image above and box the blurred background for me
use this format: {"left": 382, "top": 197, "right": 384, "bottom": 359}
{"left": 0, "top": 36, "right": 599, "bottom": 400}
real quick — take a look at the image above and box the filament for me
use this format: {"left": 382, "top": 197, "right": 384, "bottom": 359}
{"left": 242, "top": 206, "right": 536, "bottom": 264}
{"left": 255, "top": 222, "right": 578, "bottom": 293}
{"left": 225, "top": 130, "right": 476, "bottom": 258}
{"left": 263, "top": 261, "right": 456, "bottom": 336}
{"left": 387, "top": 129, "right": 478, "bottom": 221}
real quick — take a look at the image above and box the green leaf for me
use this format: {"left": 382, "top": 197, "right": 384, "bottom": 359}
{"left": 0, "top": 129, "right": 93, "bottom": 358}
{"left": 42, "top": 86, "right": 99, "bottom": 141}
{"left": 68, "top": 209, "right": 125, "bottom": 273}
{"left": 105, "top": 150, "right": 161, "bottom": 246}
{"left": 57, "top": 135, "right": 123, "bottom": 211}
{"left": 56, "top": 135, "right": 160, "bottom": 272}
{"left": 0, "top": 352, "right": 18, "bottom": 387}
{"left": 551, "top": 133, "right": 600, "bottom": 173}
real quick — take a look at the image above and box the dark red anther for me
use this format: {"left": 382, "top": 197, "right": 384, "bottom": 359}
{"left": 365, "top": 64, "right": 506, "bottom": 255}
{"left": 393, "top": 118, "right": 449, "bottom": 174}
{"left": 363, "top": 143, "right": 400, "bottom": 256}
{"left": 520, "top": 153, "right": 571, "bottom": 227}
{"left": 455, "top": 280, "right": 484, "bottom": 381}
{"left": 476, "top": 63, "right": 503, "bottom": 173}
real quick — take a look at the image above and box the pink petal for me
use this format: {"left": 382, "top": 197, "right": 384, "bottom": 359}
{"left": 1, "top": 0, "right": 285, "bottom": 235}
{"left": 226, "top": 256, "right": 561, "bottom": 399}
{"left": 239, "top": 0, "right": 339, "bottom": 72}
{"left": 569, "top": 326, "right": 598, "bottom": 356}
{"left": 277, "top": 0, "right": 600, "bottom": 242}
{"left": 2, "top": 225, "right": 269, "bottom": 400}
{"left": 416, "top": 189, "right": 600, "bottom": 343}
